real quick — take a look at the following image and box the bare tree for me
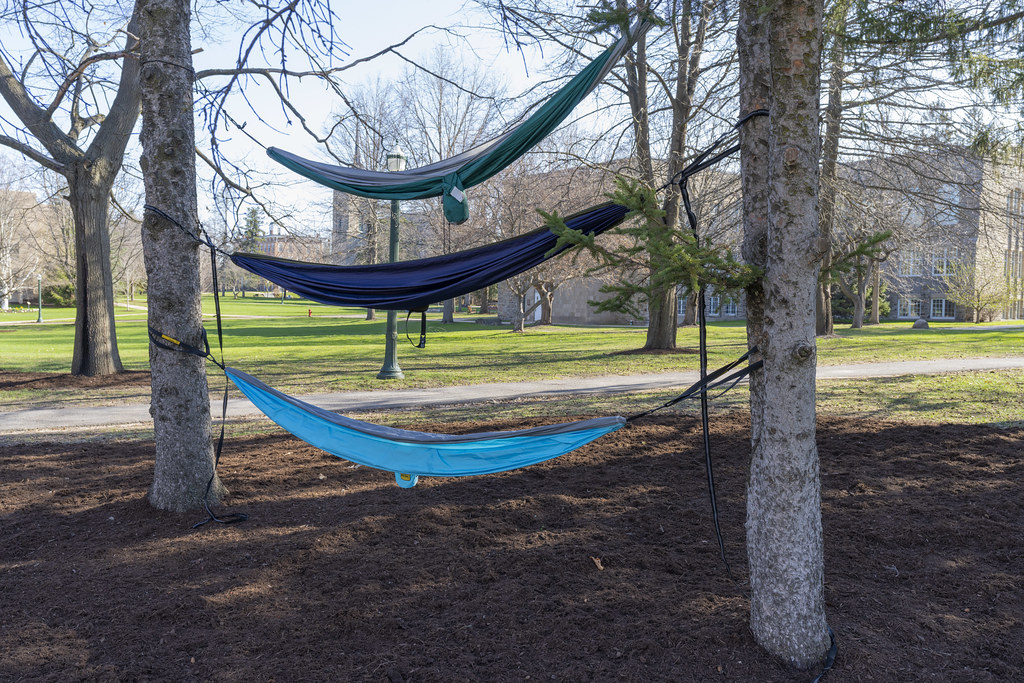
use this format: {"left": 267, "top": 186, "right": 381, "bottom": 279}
{"left": 486, "top": 146, "right": 603, "bottom": 331}
{"left": 943, "top": 257, "right": 1011, "bottom": 322}
{"left": 0, "top": 1, "right": 142, "bottom": 374}
{"left": 0, "top": 161, "right": 37, "bottom": 310}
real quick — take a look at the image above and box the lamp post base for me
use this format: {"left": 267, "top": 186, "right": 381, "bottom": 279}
{"left": 376, "top": 366, "right": 404, "bottom": 380}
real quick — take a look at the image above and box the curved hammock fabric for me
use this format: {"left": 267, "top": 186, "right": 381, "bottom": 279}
{"left": 225, "top": 367, "right": 626, "bottom": 488}
{"left": 267, "top": 20, "right": 653, "bottom": 224}
{"left": 229, "top": 201, "right": 629, "bottom": 311}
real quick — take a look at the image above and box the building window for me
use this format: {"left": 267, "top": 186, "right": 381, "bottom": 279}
{"left": 899, "top": 250, "right": 923, "bottom": 276}
{"left": 897, "top": 298, "right": 922, "bottom": 318}
{"left": 935, "top": 183, "right": 960, "bottom": 226}
{"left": 932, "top": 247, "right": 958, "bottom": 276}
{"left": 1009, "top": 188, "right": 1023, "bottom": 250}
{"left": 930, "top": 298, "right": 955, "bottom": 319}
{"left": 722, "top": 297, "right": 738, "bottom": 317}
{"left": 707, "top": 295, "right": 721, "bottom": 316}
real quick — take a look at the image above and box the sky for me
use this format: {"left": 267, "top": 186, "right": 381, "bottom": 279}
{"left": 1, "top": 0, "right": 556, "bottom": 233}
{"left": 188, "top": 0, "right": 552, "bottom": 228}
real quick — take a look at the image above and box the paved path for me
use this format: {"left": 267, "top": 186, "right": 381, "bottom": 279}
{"left": 2, "top": 356, "right": 1022, "bottom": 433}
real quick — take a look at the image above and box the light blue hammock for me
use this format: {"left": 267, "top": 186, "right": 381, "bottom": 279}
{"left": 226, "top": 367, "right": 626, "bottom": 488}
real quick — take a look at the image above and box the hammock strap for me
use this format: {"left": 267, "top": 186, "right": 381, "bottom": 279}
{"left": 625, "top": 348, "right": 760, "bottom": 422}
{"left": 405, "top": 310, "right": 428, "bottom": 348}
{"left": 666, "top": 110, "right": 767, "bottom": 578}
{"left": 192, "top": 230, "right": 248, "bottom": 528}
{"left": 143, "top": 205, "right": 247, "bottom": 528}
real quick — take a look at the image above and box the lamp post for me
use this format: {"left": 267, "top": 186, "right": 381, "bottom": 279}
{"left": 36, "top": 273, "right": 42, "bottom": 323}
{"left": 377, "top": 146, "right": 407, "bottom": 380}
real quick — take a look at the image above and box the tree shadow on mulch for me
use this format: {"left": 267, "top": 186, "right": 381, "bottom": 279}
{"left": 1, "top": 413, "right": 1021, "bottom": 682}
{"left": 0, "top": 369, "right": 152, "bottom": 391}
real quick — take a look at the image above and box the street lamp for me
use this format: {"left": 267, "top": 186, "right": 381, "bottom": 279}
{"left": 377, "top": 146, "right": 407, "bottom": 380}
{"left": 36, "top": 273, "right": 42, "bottom": 323}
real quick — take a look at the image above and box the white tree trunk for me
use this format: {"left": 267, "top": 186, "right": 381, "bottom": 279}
{"left": 138, "top": 0, "right": 220, "bottom": 512}
{"left": 741, "top": 0, "right": 831, "bottom": 669}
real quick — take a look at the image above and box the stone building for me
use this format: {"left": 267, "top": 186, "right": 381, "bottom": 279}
{"left": 881, "top": 156, "right": 1024, "bottom": 322}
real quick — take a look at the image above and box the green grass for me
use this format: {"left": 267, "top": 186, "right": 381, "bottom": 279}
{"left": 1, "top": 302, "right": 1022, "bottom": 411}
{"left": 364, "top": 368, "right": 1024, "bottom": 428}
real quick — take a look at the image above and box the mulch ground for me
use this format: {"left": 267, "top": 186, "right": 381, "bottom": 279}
{"left": 1, "top": 401, "right": 1021, "bottom": 681}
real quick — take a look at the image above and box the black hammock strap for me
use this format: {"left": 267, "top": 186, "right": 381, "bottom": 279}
{"left": 625, "top": 347, "right": 760, "bottom": 423}
{"left": 405, "top": 310, "right": 427, "bottom": 348}
{"left": 144, "top": 205, "right": 247, "bottom": 529}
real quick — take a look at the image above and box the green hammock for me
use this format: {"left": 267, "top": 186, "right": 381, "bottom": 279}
{"left": 267, "top": 20, "right": 652, "bottom": 223}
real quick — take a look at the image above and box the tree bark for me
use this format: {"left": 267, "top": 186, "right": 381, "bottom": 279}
{"left": 815, "top": 2, "right": 848, "bottom": 337}
{"left": 815, "top": 283, "right": 829, "bottom": 335}
{"left": 535, "top": 281, "right": 555, "bottom": 325}
{"left": 643, "top": 286, "right": 677, "bottom": 349}
{"left": 851, "top": 296, "right": 865, "bottom": 328}
{"left": 870, "top": 258, "right": 881, "bottom": 324}
{"left": 739, "top": 0, "right": 771, "bottom": 465}
{"left": 442, "top": 298, "right": 455, "bottom": 323}
{"left": 741, "top": 0, "right": 831, "bottom": 669}
{"left": 138, "top": 0, "right": 220, "bottom": 512}
{"left": 477, "top": 287, "right": 490, "bottom": 314}
{"left": 68, "top": 164, "right": 123, "bottom": 375}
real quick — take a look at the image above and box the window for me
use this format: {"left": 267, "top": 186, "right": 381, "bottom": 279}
{"left": 931, "top": 298, "right": 955, "bottom": 319}
{"left": 1009, "top": 188, "right": 1023, "bottom": 250}
{"left": 932, "top": 247, "right": 958, "bottom": 276}
{"left": 707, "top": 295, "right": 721, "bottom": 316}
{"left": 935, "top": 183, "right": 960, "bottom": 226}
{"left": 722, "top": 297, "right": 738, "bottom": 317}
{"left": 897, "top": 298, "right": 922, "bottom": 319}
{"left": 899, "top": 250, "right": 923, "bottom": 276}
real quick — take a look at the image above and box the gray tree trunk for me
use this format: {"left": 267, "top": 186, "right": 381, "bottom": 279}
{"left": 138, "top": 0, "right": 221, "bottom": 512}
{"left": 741, "top": 0, "right": 831, "bottom": 669}
{"left": 477, "top": 287, "right": 490, "bottom": 314}
{"left": 442, "top": 298, "right": 455, "bottom": 323}
{"left": 851, "top": 296, "right": 866, "bottom": 328}
{"left": 69, "top": 165, "right": 123, "bottom": 375}
{"left": 644, "top": 287, "right": 678, "bottom": 349}
{"left": 814, "top": 2, "right": 849, "bottom": 338}
{"left": 535, "top": 282, "right": 554, "bottom": 325}
{"left": 870, "top": 258, "right": 881, "bottom": 324}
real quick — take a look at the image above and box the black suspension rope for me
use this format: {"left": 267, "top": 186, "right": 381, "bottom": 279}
{"left": 811, "top": 629, "right": 838, "bottom": 683}
{"left": 671, "top": 109, "right": 768, "bottom": 578}
{"left": 404, "top": 310, "right": 428, "bottom": 348}
{"left": 144, "top": 205, "right": 247, "bottom": 529}
{"left": 626, "top": 348, "right": 759, "bottom": 422}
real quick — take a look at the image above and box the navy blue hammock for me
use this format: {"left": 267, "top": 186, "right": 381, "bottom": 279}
{"left": 227, "top": 201, "right": 629, "bottom": 312}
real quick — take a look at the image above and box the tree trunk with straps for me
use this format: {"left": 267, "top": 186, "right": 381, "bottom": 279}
{"left": 138, "top": 0, "right": 221, "bottom": 512}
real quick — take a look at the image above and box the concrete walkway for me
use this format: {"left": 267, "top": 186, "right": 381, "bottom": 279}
{"left": 2, "top": 356, "right": 1022, "bottom": 433}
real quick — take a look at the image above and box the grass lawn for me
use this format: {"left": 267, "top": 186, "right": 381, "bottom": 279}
{"left": 1, "top": 293, "right": 1021, "bottom": 408}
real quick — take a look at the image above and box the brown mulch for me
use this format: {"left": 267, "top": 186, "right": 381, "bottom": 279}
{"left": 0, "top": 369, "right": 152, "bottom": 391}
{"left": 1, "top": 408, "right": 1022, "bottom": 681}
